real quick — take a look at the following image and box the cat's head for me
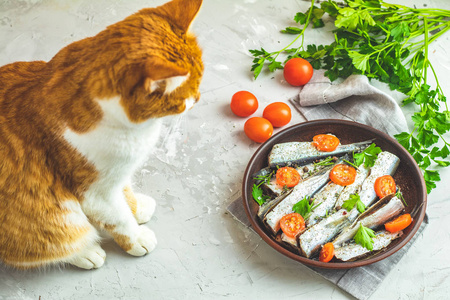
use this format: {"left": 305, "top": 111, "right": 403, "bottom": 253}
{"left": 100, "top": 0, "right": 204, "bottom": 123}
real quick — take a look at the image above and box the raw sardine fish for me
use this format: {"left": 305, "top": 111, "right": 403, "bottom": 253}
{"left": 268, "top": 140, "right": 372, "bottom": 168}
{"left": 263, "top": 162, "right": 326, "bottom": 196}
{"left": 306, "top": 181, "right": 344, "bottom": 227}
{"left": 345, "top": 151, "right": 400, "bottom": 223}
{"left": 264, "top": 167, "right": 332, "bottom": 234}
{"left": 334, "top": 230, "right": 403, "bottom": 261}
{"left": 299, "top": 209, "right": 351, "bottom": 258}
{"left": 333, "top": 164, "right": 370, "bottom": 209}
{"left": 298, "top": 151, "right": 400, "bottom": 258}
{"left": 332, "top": 195, "right": 405, "bottom": 247}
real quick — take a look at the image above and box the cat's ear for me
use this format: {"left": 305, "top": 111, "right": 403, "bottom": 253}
{"left": 144, "top": 56, "right": 189, "bottom": 94}
{"left": 157, "top": 0, "right": 202, "bottom": 32}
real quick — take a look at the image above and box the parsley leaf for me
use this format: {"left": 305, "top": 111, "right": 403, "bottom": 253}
{"left": 354, "top": 224, "right": 376, "bottom": 251}
{"left": 252, "top": 184, "right": 270, "bottom": 206}
{"left": 292, "top": 196, "right": 319, "bottom": 219}
{"left": 353, "top": 143, "right": 382, "bottom": 167}
{"left": 342, "top": 193, "right": 366, "bottom": 213}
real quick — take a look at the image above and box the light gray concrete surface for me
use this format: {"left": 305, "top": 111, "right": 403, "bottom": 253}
{"left": 0, "top": 0, "right": 449, "bottom": 299}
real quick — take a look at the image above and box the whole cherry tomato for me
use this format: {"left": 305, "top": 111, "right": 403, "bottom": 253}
{"left": 262, "top": 102, "right": 292, "bottom": 127}
{"left": 283, "top": 58, "right": 314, "bottom": 86}
{"left": 244, "top": 117, "right": 273, "bottom": 143}
{"left": 230, "top": 91, "right": 258, "bottom": 117}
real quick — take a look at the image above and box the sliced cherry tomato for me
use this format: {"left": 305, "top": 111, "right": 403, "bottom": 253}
{"left": 262, "top": 102, "right": 292, "bottom": 127}
{"left": 283, "top": 57, "right": 314, "bottom": 86}
{"left": 312, "top": 134, "right": 340, "bottom": 152}
{"left": 230, "top": 91, "right": 258, "bottom": 117}
{"left": 329, "top": 164, "right": 356, "bottom": 186}
{"left": 385, "top": 214, "right": 413, "bottom": 233}
{"left": 280, "top": 213, "right": 305, "bottom": 238}
{"left": 374, "top": 175, "right": 396, "bottom": 198}
{"left": 244, "top": 117, "right": 273, "bottom": 143}
{"left": 276, "top": 167, "right": 301, "bottom": 188}
{"left": 319, "top": 242, "right": 334, "bottom": 263}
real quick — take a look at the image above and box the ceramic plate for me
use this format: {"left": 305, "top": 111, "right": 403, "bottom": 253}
{"left": 242, "top": 119, "right": 427, "bottom": 269}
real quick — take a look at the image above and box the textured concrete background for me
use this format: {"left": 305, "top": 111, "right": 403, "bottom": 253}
{"left": 0, "top": 0, "right": 449, "bottom": 299}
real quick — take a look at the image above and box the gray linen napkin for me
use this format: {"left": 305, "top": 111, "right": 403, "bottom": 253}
{"left": 227, "top": 70, "right": 427, "bottom": 300}
{"left": 292, "top": 69, "right": 408, "bottom": 136}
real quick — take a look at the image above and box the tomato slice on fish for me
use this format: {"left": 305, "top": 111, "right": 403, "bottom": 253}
{"left": 385, "top": 213, "right": 412, "bottom": 233}
{"left": 329, "top": 164, "right": 356, "bottom": 186}
{"left": 276, "top": 167, "right": 301, "bottom": 188}
{"left": 280, "top": 213, "right": 305, "bottom": 238}
{"left": 319, "top": 242, "right": 334, "bottom": 263}
{"left": 312, "top": 134, "right": 340, "bottom": 152}
{"left": 374, "top": 175, "right": 396, "bottom": 198}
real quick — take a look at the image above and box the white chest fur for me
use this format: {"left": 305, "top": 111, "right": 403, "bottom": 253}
{"left": 64, "top": 96, "right": 162, "bottom": 188}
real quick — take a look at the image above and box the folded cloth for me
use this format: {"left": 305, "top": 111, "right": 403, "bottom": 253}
{"left": 227, "top": 197, "right": 428, "bottom": 300}
{"left": 292, "top": 69, "right": 409, "bottom": 136}
{"left": 227, "top": 71, "right": 426, "bottom": 300}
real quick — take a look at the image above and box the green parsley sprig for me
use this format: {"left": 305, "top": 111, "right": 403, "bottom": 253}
{"left": 354, "top": 223, "right": 376, "bottom": 251}
{"left": 353, "top": 143, "right": 382, "bottom": 168}
{"left": 342, "top": 193, "right": 366, "bottom": 213}
{"left": 249, "top": 0, "right": 450, "bottom": 193}
{"left": 293, "top": 196, "right": 320, "bottom": 219}
{"left": 252, "top": 183, "right": 270, "bottom": 206}
{"left": 252, "top": 171, "right": 274, "bottom": 206}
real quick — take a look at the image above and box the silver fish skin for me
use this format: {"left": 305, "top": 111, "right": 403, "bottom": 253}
{"left": 257, "top": 189, "right": 292, "bottom": 221}
{"left": 346, "top": 151, "right": 400, "bottom": 222}
{"left": 306, "top": 182, "right": 344, "bottom": 227}
{"left": 299, "top": 209, "right": 351, "bottom": 258}
{"left": 265, "top": 167, "right": 332, "bottom": 234}
{"left": 332, "top": 195, "right": 405, "bottom": 247}
{"left": 333, "top": 164, "right": 370, "bottom": 209}
{"left": 268, "top": 140, "right": 373, "bottom": 168}
{"left": 334, "top": 230, "right": 403, "bottom": 262}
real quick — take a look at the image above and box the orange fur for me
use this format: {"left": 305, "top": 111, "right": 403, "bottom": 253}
{"left": 0, "top": 0, "right": 203, "bottom": 269}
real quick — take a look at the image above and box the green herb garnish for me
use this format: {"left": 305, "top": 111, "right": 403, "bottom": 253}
{"left": 353, "top": 143, "right": 382, "bottom": 168}
{"left": 254, "top": 171, "right": 274, "bottom": 185}
{"left": 343, "top": 159, "right": 359, "bottom": 169}
{"left": 252, "top": 183, "right": 270, "bottom": 206}
{"left": 314, "top": 156, "right": 335, "bottom": 166}
{"left": 354, "top": 224, "right": 376, "bottom": 251}
{"left": 396, "top": 190, "right": 408, "bottom": 207}
{"left": 249, "top": 0, "right": 450, "bottom": 193}
{"left": 342, "top": 193, "right": 366, "bottom": 213}
{"left": 293, "top": 196, "right": 320, "bottom": 219}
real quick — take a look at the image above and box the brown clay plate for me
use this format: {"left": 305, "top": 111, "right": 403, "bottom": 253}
{"left": 242, "top": 119, "right": 427, "bottom": 269}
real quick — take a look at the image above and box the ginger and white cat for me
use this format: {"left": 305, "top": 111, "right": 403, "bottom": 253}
{"left": 0, "top": 0, "right": 203, "bottom": 269}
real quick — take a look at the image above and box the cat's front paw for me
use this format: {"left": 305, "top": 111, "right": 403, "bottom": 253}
{"left": 134, "top": 193, "right": 156, "bottom": 224}
{"left": 126, "top": 225, "right": 157, "bottom": 256}
{"left": 66, "top": 243, "right": 106, "bottom": 270}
